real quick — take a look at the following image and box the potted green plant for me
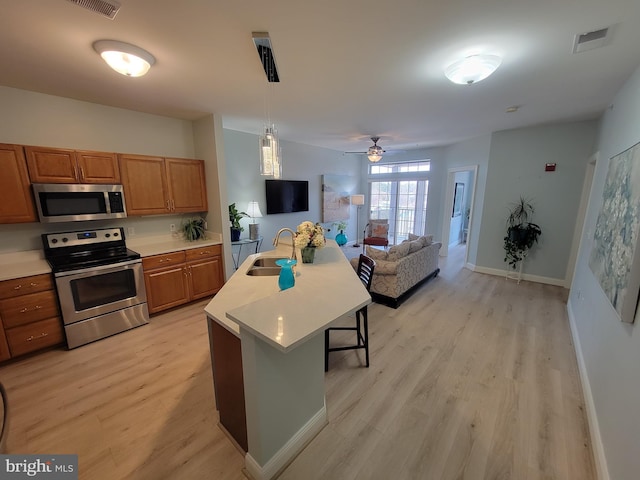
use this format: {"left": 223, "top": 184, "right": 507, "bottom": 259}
{"left": 182, "top": 216, "right": 206, "bottom": 241}
{"left": 332, "top": 220, "right": 348, "bottom": 246}
{"left": 229, "top": 203, "right": 248, "bottom": 242}
{"left": 503, "top": 197, "right": 542, "bottom": 269}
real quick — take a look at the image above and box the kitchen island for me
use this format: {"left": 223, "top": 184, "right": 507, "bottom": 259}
{"left": 204, "top": 240, "right": 371, "bottom": 480}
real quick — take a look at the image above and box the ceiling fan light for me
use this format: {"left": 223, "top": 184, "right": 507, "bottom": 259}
{"left": 93, "top": 40, "right": 155, "bottom": 77}
{"left": 368, "top": 153, "right": 383, "bottom": 162}
{"left": 444, "top": 54, "right": 501, "bottom": 85}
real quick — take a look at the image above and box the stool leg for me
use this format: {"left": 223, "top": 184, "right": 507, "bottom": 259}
{"left": 363, "top": 308, "right": 369, "bottom": 368}
{"left": 324, "top": 329, "right": 329, "bottom": 372}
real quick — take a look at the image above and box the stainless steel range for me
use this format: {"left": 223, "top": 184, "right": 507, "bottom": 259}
{"left": 42, "top": 227, "right": 149, "bottom": 349}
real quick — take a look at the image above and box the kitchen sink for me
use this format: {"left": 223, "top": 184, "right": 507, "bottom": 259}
{"left": 246, "top": 266, "right": 282, "bottom": 276}
{"left": 251, "top": 257, "right": 287, "bottom": 268}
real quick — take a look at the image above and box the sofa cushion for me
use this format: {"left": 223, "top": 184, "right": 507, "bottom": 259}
{"left": 408, "top": 233, "right": 434, "bottom": 246}
{"left": 407, "top": 239, "right": 423, "bottom": 253}
{"left": 366, "top": 245, "right": 388, "bottom": 261}
{"left": 387, "top": 241, "right": 410, "bottom": 261}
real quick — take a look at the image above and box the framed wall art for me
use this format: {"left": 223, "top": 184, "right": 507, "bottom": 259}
{"left": 589, "top": 140, "right": 640, "bottom": 323}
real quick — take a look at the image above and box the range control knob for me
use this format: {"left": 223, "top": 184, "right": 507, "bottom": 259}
{"left": 62, "top": 237, "right": 69, "bottom": 243}
{"left": 105, "top": 233, "right": 111, "bottom": 238}
{"left": 51, "top": 238, "right": 58, "bottom": 244}
{"left": 113, "top": 232, "right": 119, "bottom": 237}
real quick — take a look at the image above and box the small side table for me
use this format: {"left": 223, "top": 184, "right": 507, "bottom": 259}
{"left": 231, "top": 237, "right": 263, "bottom": 270}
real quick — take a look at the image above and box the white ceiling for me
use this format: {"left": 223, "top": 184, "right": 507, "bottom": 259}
{"left": 1, "top": 0, "right": 639, "bottom": 154}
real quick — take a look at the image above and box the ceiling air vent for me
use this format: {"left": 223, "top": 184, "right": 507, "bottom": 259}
{"left": 573, "top": 27, "right": 612, "bottom": 54}
{"left": 66, "top": 0, "right": 121, "bottom": 20}
{"left": 252, "top": 32, "right": 280, "bottom": 83}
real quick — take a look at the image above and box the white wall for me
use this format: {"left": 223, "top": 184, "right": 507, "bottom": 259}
{"left": 475, "top": 121, "right": 598, "bottom": 282}
{"left": 568, "top": 64, "right": 640, "bottom": 480}
{"left": 223, "top": 129, "right": 362, "bottom": 267}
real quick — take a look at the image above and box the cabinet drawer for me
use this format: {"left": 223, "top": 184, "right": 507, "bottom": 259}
{"left": 142, "top": 251, "right": 186, "bottom": 270}
{"left": 6, "top": 317, "right": 64, "bottom": 357}
{"left": 185, "top": 245, "right": 221, "bottom": 261}
{"left": 0, "top": 274, "right": 54, "bottom": 300}
{"left": 0, "top": 290, "right": 60, "bottom": 328}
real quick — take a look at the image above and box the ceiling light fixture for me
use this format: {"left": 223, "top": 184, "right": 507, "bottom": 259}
{"left": 260, "top": 124, "right": 282, "bottom": 179}
{"left": 444, "top": 54, "right": 501, "bottom": 85}
{"left": 367, "top": 137, "right": 383, "bottom": 163}
{"left": 93, "top": 40, "right": 155, "bottom": 77}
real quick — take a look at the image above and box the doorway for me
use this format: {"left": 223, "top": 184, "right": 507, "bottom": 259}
{"left": 441, "top": 165, "right": 478, "bottom": 268}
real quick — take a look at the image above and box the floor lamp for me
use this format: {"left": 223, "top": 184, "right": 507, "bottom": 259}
{"left": 351, "top": 194, "right": 365, "bottom": 247}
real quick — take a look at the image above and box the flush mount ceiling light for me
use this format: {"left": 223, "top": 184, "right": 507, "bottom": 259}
{"left": 93, "top": 40, "right": 155, "bottom": 77}
{"left": 444, "top": 54, "right": 502, "bottom": 85}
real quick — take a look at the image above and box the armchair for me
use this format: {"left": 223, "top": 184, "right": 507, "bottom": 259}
{"left": 363, "top": 219, "right": 389, "bottom": 253}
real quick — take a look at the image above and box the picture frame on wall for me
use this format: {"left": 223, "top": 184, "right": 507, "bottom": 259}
{"left": 452, "top": 182, "right": 464, "bottom": 218}
{"left": 589, "top": 140, "right": 640, "bottom": 323}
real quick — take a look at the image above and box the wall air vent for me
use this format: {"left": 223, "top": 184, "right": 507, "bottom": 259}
{"left": 573, "top": 27, "right": 612, "bottom": 54}
{"left": 252, "top": 32, "right": 280, "bottom": 83}
{"left": 66, "top": 0, "right": 121, "bottom": 20}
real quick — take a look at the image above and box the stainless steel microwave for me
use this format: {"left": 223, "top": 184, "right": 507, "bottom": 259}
{"left": 32, "top": 183, "right": 127, "bottom": 223}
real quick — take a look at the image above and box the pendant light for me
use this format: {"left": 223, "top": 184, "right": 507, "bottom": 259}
{"left": 260, "top": 124, "right": 282, "bottom": 179}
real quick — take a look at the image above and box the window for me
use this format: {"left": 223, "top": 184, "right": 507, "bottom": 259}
{"left": 369, "top": 161, "right": 430, "bottom": 244}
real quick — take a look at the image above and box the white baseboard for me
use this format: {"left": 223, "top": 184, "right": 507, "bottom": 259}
{"left": 469, "top": 265, "right": 566, "bottom": 287}
{"left": 567, "top": 302, "right": 610, "bottom": 480}
{"left": 244, "top": 404, "right": 328, "bottom": 480}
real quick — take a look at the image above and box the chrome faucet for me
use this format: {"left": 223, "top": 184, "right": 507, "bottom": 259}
{"left": 273, "top": 228, "right": 296, "bottom": 259}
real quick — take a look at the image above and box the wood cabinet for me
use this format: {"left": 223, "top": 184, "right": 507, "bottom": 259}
{"left": 0, "top": 143, "right": 37, "bottom": 224}
{"left": 119, "top": 154, "right": 207, "bottom": 216}
{"left": 0, "top": 273, "right": 64, "bottom": 360}
{"left": 143, "top": 245, "right": 224, "bottom": 314}
{"left": 25, "top": 146, "right": 120, "bottom": 184}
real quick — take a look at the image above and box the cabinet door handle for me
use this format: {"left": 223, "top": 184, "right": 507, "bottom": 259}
{"left": 20, "top": 305, "right": 42, "bottom": 313}
{"left": 200, "top": 251, "right": 210, "bottom": 255}
{"left": 74, "top": 164, "right": 80, "bottom": 181}
{"left": 158, "top": 258, "right": 172, "bottom": 263}
{"left": 27, "top": 332, "right": 49, "bottom": 342}
{"left": 170, "top": 199, "right": 175, "bottom": 211}
{"left": 13, "top": 284, "right": 22, "bottom": 290}
{"left": 166, "top": 200, "right": 171, "bottom": 211}
{"left": 30, "top": 282, "right": 38, "bottom": 287}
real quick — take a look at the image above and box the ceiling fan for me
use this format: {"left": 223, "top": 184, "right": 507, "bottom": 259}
{"left": 345, "top": 136, "right": 385, "bottom": 163}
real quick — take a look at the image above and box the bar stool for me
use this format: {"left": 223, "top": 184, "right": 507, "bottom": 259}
{"left": 325, "top": 254, "right": 375, "bottom": 371}
{"left": 0, "top": 381, "right": 8, "bottom": 453}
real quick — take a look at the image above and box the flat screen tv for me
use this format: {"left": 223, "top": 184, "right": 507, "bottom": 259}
{"left": 265, "top": 179, "right": 309, "bottom": 214}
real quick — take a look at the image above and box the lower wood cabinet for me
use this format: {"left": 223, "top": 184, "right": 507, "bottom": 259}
{"left": 0, "top": 273, "right": 65, "bottom": 361}
{"left": 143, "top": 245, "right": 224, "bottom": 314}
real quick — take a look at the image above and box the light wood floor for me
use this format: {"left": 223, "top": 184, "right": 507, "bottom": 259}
{"left": 0, "top": 244, "right": 595, "bottom": 480}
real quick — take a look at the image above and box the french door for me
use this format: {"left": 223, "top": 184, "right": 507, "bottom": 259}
{"left": 369, "top": 180, "right": 428, "bottom": 245}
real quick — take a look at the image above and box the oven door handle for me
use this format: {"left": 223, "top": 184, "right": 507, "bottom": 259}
{"left": 54, "top": 259, "right": 142, "bottom": 278}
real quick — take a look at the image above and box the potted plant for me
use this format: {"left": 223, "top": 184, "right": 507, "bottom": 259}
{"left": 333, "top": 220, "right": 348, "bottom": 246}
{"left": 503, "top": 197, "right": 542, "bottom": 269}
{"left": 182, "top": 216, "right": 206, "bottom": 241}
{"left": 229, "top": 203, "right": 248, "bottom": 242}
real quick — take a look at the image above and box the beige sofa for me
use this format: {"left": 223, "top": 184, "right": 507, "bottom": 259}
{"left": 350, "top": 235, "right": 441, "bottom": 308}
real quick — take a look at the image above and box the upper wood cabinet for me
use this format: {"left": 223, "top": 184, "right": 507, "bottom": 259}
{"left": 25, "top": 146, "right": 120, "bottom": 184}
{"left": 0, "top": 143, "right": 37, "bottom": 224}
{"left": 119, "top": 154, "right": 207, "bottom": 216}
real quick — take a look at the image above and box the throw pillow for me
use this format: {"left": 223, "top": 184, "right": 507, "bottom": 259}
{"left": 408, "top": 233, "right": 420, "bottom": 241}
{"left": 387, "top": 241, "right": 410, "bottom": 261}
{"left": 371, "top": 222, "right": 389, "bottom": 239}
{"left": 408, "top": 239, "right": 423, "bottom": 253}
{"left": 366, "top": 245, "right": 388, "bottom": 261}
{"left": 422, "top": 234, "right": 434, "bottom": 245}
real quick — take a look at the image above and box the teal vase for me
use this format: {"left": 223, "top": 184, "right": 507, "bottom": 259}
{"left": 276, "top": 259, "right": 296, "bottom": 290}
{"left": 335, "top": 230, "right": 347, "bottom": 246}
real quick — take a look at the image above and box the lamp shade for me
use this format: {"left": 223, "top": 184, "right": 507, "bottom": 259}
{"left": 246, "top": 201, "right": 263, "bottom": 219}
{"left": 93, "top": 40, "right": 155, "bottom": 77}
{"left": 444, "top": 54, "right": 501, "bottom": 85}
{"left": 351, "top": 194, "right": 365, "bottom": 206}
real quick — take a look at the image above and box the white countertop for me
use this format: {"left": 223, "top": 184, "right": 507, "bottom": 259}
{"left": 204, "top": 240, "right": 371, "bottom": 353}
{"left": 126, "top": 232, "right": 222, "bottom": 257}
{"left": 0, "top": 250, "right": 51, "bottom": 282}
{"left": 0, "top": 232, "right": 223, "bottom": 282}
